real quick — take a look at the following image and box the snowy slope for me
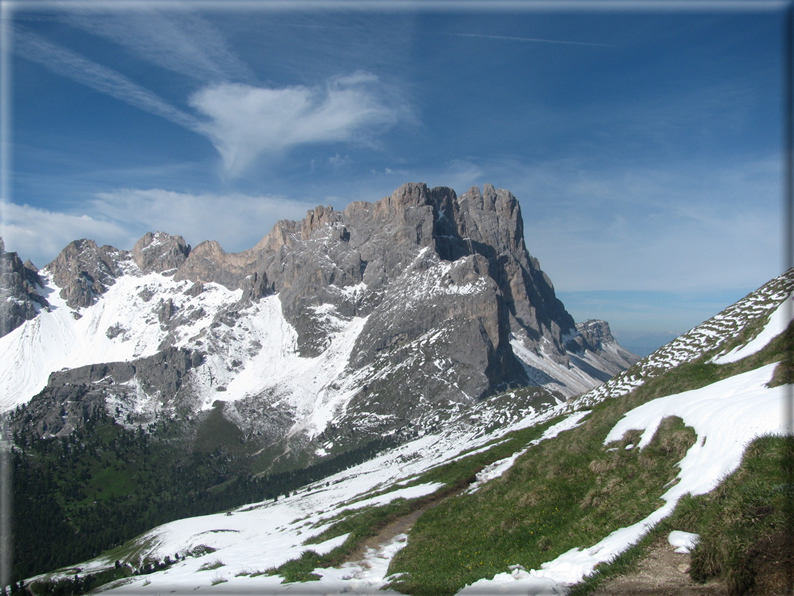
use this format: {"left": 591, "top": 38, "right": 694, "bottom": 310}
{"left": 0, "top": 266, "right": 374, "bottom": 441}
{"left": 2, "top": 254, "right": 630, "bottom": 446}
{"left": 37, "top": 356, "right": 790, "bottom": 595}
{"left": 28, "top": 394, "right": 572, "bottom": 594}
{"left": 466, "top": 363, "right": 788, "bottom": 594}
{"left": 19, "top": 270, "right": 794, "bottom": 596}
{"left": 575, "top": 269, "right": 793, "bottom": 408}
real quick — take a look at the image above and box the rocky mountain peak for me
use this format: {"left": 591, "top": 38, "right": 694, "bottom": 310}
{"left": 132, "top": 231, "right": 190, "bottom": 275}
{"left": 46, "top": 238, "right": 130, "bottom": 309}
{"left": 574, "top": 319, "right": 618, "bottom": 351}
{"left": 5, "top": 183, "right": 639, "bottom": 435}
{"left": 0, "top": 238, "right": 49, "bottom": 336}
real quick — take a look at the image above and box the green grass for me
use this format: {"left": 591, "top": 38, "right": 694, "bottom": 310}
{"left": 686, "top": 435, "right": 792, "bottom": 595}
{"left": 269, "top": 327, "right": 788, "bottom": 595}
{"left": 269, "top": 494, "right": 443, "bottom": 583}
{"left": 386, "top": 415, "right": 696, "bottom": 596}
{"left": 267, "top": 415, "right": 561, "bottom": 584}
{"left": 570, "top": 434, "right": 792, "bottom": 595}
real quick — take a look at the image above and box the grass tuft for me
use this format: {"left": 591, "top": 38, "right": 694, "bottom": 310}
{"left": 197, "top": 558, "right": 224, "bottom": 571}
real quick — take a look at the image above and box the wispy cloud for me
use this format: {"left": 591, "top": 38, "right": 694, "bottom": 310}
{"left": 13, "top": 24, "right": 203, "bottom": 133}
{"left": 63, "top": 11, "right": 256, "bottom": 84}
{"left": 190, "top": 72, "right": 410, "bottom": 177}
{"left": 448, "top": 32, "right": 615, "bottom": 48}
{"left": 12, "top": 18, "right": 411, "bottom": 177}
{"left": 0, "top": 202, "right": 132, "bottom": 268}
{"left": 1, "top": 188, "right": 317, "bottom": 267}
{"left": 90, "top": 188, "right": 312, "bottom": 252}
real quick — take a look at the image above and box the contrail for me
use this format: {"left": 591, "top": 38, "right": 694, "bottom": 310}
{"left": 12, "top": 23, "right": 204, "bottom": 133}
{"left": 63, "top": 11, "right": 257, "bottom": 84}
{"left": 449, "top": 32, "right": 615, "bottom": 48}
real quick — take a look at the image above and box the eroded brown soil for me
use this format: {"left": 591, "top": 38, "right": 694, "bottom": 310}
{"left": 592, "top": 538, "right": 726, "bottom": 596}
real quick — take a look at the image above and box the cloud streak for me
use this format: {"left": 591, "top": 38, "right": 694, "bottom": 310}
{"left": 0, "top": 201, "right": 132, "bottom": 268}
{"left": 63, "top": 11, "right": 256, "bottom": 84}
{"left": 13, "top": 24, "right": 203, "bottom": 133}
{"left": 449, "top": 32, "right": 615, "bottom": 48}
{"left": 1, "top": 189, "right": 316, "bottom": 268}
{"left": 90, "top": 188, "right": 312, "bottom": 252}
{"left": 12, "top": 19, "right": 409, "bottom": 177}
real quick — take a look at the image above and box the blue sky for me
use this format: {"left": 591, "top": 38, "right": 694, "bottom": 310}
{"left": 0, "top": 1, "right": 788, "bottom": 353}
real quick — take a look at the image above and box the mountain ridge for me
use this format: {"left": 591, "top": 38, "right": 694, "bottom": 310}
{"left": 2, "top": 182, "right": 642, "bottom": 586}
{"left": 0, "top": 183, "right": 637, "bottom": 444}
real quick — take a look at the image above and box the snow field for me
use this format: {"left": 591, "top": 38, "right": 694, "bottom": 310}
{"left": 56, "top": 389, "right": 578, "bottom": 594}
{"left": 712, "top": 294, "right": 792, "bottom": 364}
{"left": 0, "top": 272, "right": 187, "bottom": 411}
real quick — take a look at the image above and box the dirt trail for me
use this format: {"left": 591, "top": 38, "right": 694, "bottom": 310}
{"left": 592, "top": 538, "right": 726, "bottom": 595}
{"left": 345, "top": 489, "right": 451, "bottom": 565}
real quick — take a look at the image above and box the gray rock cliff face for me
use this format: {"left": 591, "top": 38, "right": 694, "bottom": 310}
{"left": 0, "top": 238, "right": 49, "bottom": 337}
{"left": 173, "top": 183, "right": 575, "bottom": 362}
{"left": 48, "top": 239, "right": 130, "bottom": 309}
{"left": 132, "top": 231, "right": 190, "bottom": 274}
{"left": 16, "top": 347, "right": 206, "bottom": 438}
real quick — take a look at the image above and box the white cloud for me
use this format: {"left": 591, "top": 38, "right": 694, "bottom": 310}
{"left": 12, "top": 19, "right": 411, "bottom": 178}
{"left": 13, "top": 24, "right": 202, "bottom": 133}
{"left": 90, "top": 188, "right": 312, "bottom": 252}
{"left": 0, "top": 202, "right": 133, "bottom": 268}
{"left": 189, "top": 73, "right": 407, "bottom": 177}
{"left": 0, "top": 190, "right": 315, "bottom": 268}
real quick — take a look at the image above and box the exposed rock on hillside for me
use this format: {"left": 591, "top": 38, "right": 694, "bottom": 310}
{"left": 0, "top": 238, "right": 49, "bottom": 336}
{"left": 132, "top": 231, "right": 190, "bottom": 274}
{"left": 47, "top": 238, "right": 130, "bottom": 309}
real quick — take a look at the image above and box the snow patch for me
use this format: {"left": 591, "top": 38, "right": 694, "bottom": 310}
{"left": 668, "top": 531, "right": 699, "bottom": 554}
{"left": 522, "top": 363, "right": 787, "bottom": 587}
{"left": 712, "top": 294, "right": 792, "bottom": 364}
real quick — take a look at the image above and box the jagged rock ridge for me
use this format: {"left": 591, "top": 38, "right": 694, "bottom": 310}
{"left": 1, "top": 183, "right": 638, "bottom": 468}
{"left": 0, "top": 238, "right": 50, "bottom": 335}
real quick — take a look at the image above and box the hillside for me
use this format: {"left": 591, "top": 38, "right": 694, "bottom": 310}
{"left": 1, "top": 183, "right": 639, "bottom": 586}
{"left": 14, "top": 267, "right": 792, "bottom": 595}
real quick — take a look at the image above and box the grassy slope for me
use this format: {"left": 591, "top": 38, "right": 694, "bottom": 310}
{"left": 266, "top": 418, "right": 560, "bottom": 583}
{"left": 385, "top": 305, "right": 792, "bottom": 594}
{"left": 570, "top": 434, "right": 793, "bottom": 596}
{"left": 26, "top": 276, "right": 790, "bottom": 594}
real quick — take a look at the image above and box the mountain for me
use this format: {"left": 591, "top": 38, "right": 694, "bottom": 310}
{"left": 1, "top": 183, "right": 635, "bottom": 458}
{"left": 2, "top": 183, "right": 638, "bottom": 584}
{"left": 14, "top": 267, "right": 791, "bottom": 596}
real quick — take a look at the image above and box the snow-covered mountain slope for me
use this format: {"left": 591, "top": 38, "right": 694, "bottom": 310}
{"left": 23, "top": 395, "right": 576, "bottom": 595}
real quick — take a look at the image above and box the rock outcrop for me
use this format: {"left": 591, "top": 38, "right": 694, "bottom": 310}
{"left": 132, "top": 231, "right": 190, "bottom": 275}
{"left": 0, "top": 238, "right": 49, "bottom": 336}
{"left": 47, "top": 239, "right": 129, "bottom": 309}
